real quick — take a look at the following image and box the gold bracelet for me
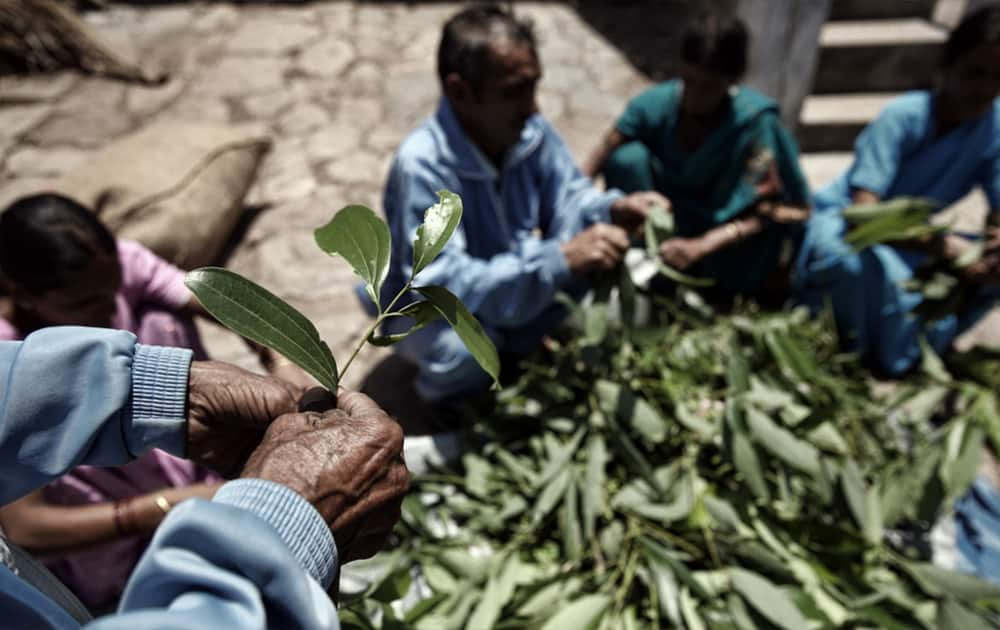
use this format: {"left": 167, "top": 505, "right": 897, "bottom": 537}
{"left": 724, "top": 222, "right": 741, "bottom": 241}
{"left": 153, "top": 495, "right": 172, "bottom": 515}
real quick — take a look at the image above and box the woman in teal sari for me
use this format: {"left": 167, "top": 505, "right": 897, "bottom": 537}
{"left": 796, "top": 5, "right": 1000, "bottom": 377}
{"left": 584, "top": 13, "right": 811, "bottom": 303}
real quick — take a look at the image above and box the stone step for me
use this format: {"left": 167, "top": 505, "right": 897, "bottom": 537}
{"left": 812, "top": 19, "right": 946, "bottom": 94}
{"left": 829, "top": 0, "right": 936, "bottom": 21}
{"left": 798, "top": 93, "right": 895, "bottom": 152}
{"left": 800, "top": 152, "right": 853, "bottom": 191}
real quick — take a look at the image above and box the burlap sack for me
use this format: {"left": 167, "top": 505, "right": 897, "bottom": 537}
{"left": 54, "top": 120, "right": 271, "bottom": 269}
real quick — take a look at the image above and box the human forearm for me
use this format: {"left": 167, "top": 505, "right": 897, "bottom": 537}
{"left": 702, "top": 214, "right": 766, "bottom": 254}
{"left": 582, "top": 128, "right": 627, "bottom": 178}
{"left": 1, "top": 484, "right": 220, "bottom": 555}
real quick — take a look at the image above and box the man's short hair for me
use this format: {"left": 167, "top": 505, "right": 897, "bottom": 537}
{"left": 437, "top": 3, "right": 536, "bottom": 90}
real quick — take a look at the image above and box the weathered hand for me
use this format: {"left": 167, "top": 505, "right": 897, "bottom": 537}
{"left": 186, "top": 361, "right": 300, "bottom": 478}
{"left": 562, "top": 223, "right": 630, "bottom": 274}
{"left": 660, "top": 237, "right": 710, "bottom": 270}
{"left": 610, "top": 191, "right": 671, "bottom": 232}
{"left": 240, "top": 391, "right": 409, "bottom": 563}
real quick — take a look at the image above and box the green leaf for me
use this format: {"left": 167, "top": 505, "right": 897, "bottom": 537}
{"left": 412, "top": 191, "right": 463, "bottom": 277}
{"left": 727, "top": 592, "right": 756, "bottom": 630}
{"left": 583, "top": 275, "right": 613, "bottom": 345}
{"left": 843, "top": 197, "right": 938, "bottom": 250}
{"left": 403, "top": 593, "right": 449, "bottom": 624}
{"left": 941, "top": 422, "right": 984, "bottom": 502}
{"left": 534, "top": 468, "right": 572, "bottom": 525}
{"left": 369, "top": 301, "right": 441, "bottom": 346}
{"left": 595, "top": 380, "right": 668, "bottom": 444}
{"left": 647, "top": 560, "right": 682, "bottom": 627}
{"left": 937, "top": 598, "right": 994, "bottom": 630}
{"left": 679, "top": 587, "right": 706, "bottom": 630}
{"left": 422, "top": 564, "right": 457, "bottom": 593}
{"left": 900, "top": 561, "right": 1000, "bottom": 602}
{"left": 534, "top": 427, "right": 586, "bottom": 489}
{"left": 467, "top": 555, "right": 522, "bottom": 629}
{"left": 806, "top": 422, "right": 850, "bottom": 455}
{"left": 314, "top": 205, "right": 391, "bottom": 307}
{"left": 415, "top": 285, "right": 500, "bottom": 387}
{"left": 561, "top": 474, "right": 584, "bottom": 560}
{"left": 732, "top": 431, "right": 769, "bottom": 501}
{"left": 185, "top": 268, "right": 338, "bottom": 391}
{"left": 369, "top": 568, "right": 411, "bottom": 603}
{"left": 841, "top": 458, "right": 882, "bottom": 544}
{"left": 730, "top": 568, "right": 809, "bottom": 630}
{"left": 745, "top": 406, "right": 821, "bottom": 477}
{"left": 539, "top": 594, "right": 611, "bottom": 630}
{"left": 518, "top": 577, "right": 583, "bottom": 617}
{"left": 641, "top": 537, "right": 710, "bottom": 600}
{"left": 582, "top": 435, "right": 608, "bottom": 541}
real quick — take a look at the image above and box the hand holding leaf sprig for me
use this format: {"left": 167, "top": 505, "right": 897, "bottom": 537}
{"left": 185, "top": 191, "right": 500, "bottom": 394}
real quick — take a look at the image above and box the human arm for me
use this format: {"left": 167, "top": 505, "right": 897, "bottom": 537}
{"left": 0, "top": 328, "right": 192, "bottom": 503}
{"left": 582, "top": 127, "right": 628, "bottom": 178}
{"left": 660, "top": 114, "right": 810, "bottom": 269}
{"left": 0, "top": 327, "right": 298, "bottom": 503}
{"left": 0, "top": 484, "right": 219, "bottom": 555}
{"left": 660, "top": 213, "right": 767, "bottom": 270}
{"left": 91, "top": 392, "right": 408, "bottom": 630}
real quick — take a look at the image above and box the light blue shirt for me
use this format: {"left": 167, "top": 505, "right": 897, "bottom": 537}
{"left": 814, "top": 92, "right": 1000, "bottom": 213}
{"left": 0, "top": 327, "right": 339, "bottom": 629}
{"left": 381, "top": 98, "right": 622, "bottom": 329}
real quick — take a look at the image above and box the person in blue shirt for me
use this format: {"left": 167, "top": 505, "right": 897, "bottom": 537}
{"left": 377, "top": 3, "right": 668, "bottom": 403}
{"left": 0, "top": 326, "right": 409, "bottom": 628}
{"left": 796, "top": 5, "right": 1000, "bottom": 376}
{"left": 583, "top": 13, "right": 811, "bottom": 304}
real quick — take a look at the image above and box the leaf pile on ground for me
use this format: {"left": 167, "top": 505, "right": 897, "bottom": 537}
{"left": 342, "top": 297, "right": 1000, "bottom": 629}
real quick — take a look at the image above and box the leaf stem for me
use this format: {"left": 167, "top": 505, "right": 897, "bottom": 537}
{"left": 338, "top": 283, "right": 414, "bottom": 384}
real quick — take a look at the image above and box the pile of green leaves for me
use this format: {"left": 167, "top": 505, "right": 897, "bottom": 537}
{"left": 341, "top": 294, "right": 1000, "bottom": 629}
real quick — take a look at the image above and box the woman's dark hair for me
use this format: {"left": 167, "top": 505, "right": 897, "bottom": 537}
{"left": 437, "top": 3, "right": 536, "bottom": 91}
{"left": 0, "top": 193, "right": 117, "bottom": 293}
{"left": 681, "top": 13, "right": 749, "bottom": 79}
{"left": 943, "top": 4, "right": 1000, "bottom": 66}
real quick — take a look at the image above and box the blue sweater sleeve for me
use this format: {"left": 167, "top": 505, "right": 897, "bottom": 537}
{"left": 88, "top": 481, "right": 339, "bottom": 630}
{"left": 1, "top": 327, "right": 341, "bottom": 629}
{"left": 0, "top": 327, "right": 191, "bottom": 504}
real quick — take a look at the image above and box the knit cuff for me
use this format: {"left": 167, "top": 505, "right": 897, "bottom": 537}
{"left": 128, "top": 344, "right": 192, "bottom": 457}
{"left": 214, "top": 479, "right": 338, "bottom": 588}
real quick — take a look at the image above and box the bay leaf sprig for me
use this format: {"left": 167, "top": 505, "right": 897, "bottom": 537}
{"left": 186, "top": 190, "right": 499, "bottom": 392}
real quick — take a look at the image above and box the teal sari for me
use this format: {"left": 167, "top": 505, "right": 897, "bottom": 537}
{"left": 602, "top": 80, "right": 810, "bottom": 297}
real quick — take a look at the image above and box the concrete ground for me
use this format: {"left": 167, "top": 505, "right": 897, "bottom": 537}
{"left": 1, "top": 1, "right": 995, "bottom": 415}
{"left": 0, "top": 2, "right": 648, "bottom": 397}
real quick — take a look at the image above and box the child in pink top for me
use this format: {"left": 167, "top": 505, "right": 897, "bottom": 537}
{"left": 0, "top": 194, "right": 309, "bottom": 612}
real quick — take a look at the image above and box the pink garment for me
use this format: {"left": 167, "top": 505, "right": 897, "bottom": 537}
{"left": 0, "top": 239, "right": 219, "bottom": 610}
{"left": 0, "top": 240, "right": 200, "bottom": 349}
